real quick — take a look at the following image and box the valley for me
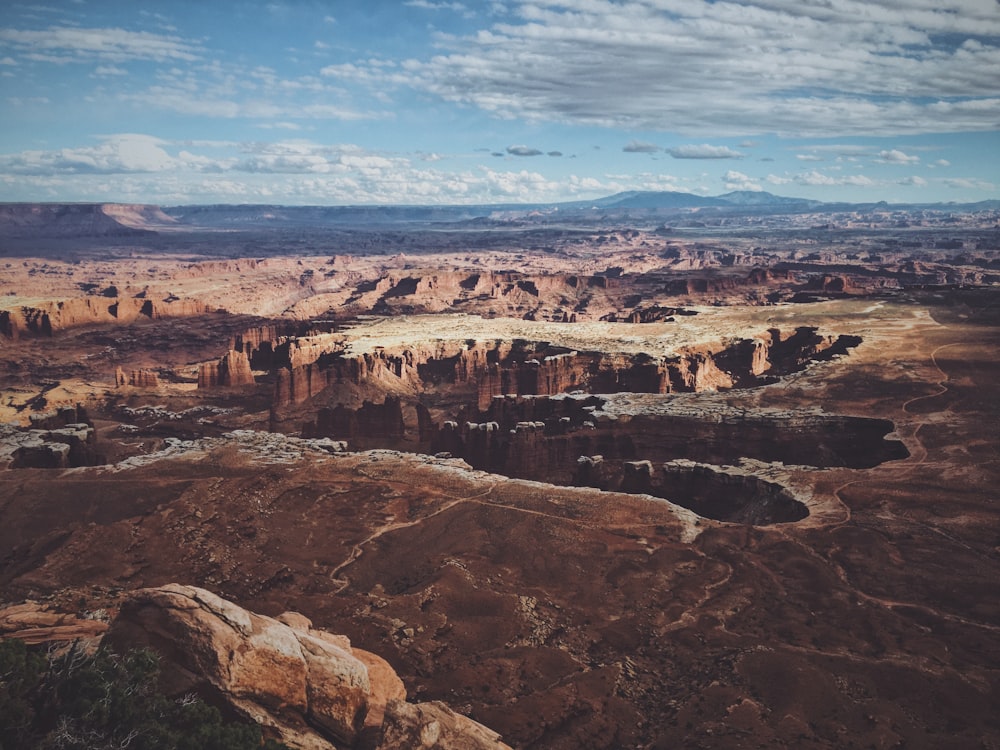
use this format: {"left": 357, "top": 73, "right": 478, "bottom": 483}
{"left": 1, "top": 199, "right": 998, "bottom": 749}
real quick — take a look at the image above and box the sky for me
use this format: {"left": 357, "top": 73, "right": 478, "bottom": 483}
{"left": 0, "top": 0, "right": 998, "bottom": 206}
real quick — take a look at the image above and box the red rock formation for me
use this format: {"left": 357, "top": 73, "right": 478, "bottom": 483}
{"left": 303, "top": 397, "right": 407, "bottom": 443}
{"left": 1, "top": 296, "right": 216, "bottom": 337}
{"left": 103, "top": 584, "right": 370, "bottom": 748}
{"left": 28, "top": 405, "right": 90, "bottom": 429}
{"left": 270, "top": 328, "right": 862, "bottom": 453}
{"left": 232, "top": 323, "right": 284, "bottom": 369}
{"left": 661, "top": 267, "right": 791, "bottom": 296}
{"left": 352, "top": 648, "right": 406, "bottom": 730}
{"left": 379, "top": 700, "right": 511, "bottom": 750}
{"left": 198, "top": 349, "right": 254, "bottom": 388}
{"left": 0, "top": 602, "right": 108, "bottom": 646}
{"left": 114, "top": 366, "right": 159, "bottom": 388}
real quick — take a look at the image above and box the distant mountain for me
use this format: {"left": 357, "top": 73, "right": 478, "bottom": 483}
{"left": 0, "top": 203, "right": 175, "bottom": 237}
{"left": 559, "top": 189, "right": 830, "bottom": 212}
{"left": 716, "top": 190, "right": 822, "bottom": 208}
{"left": 165, "top": 203, "right": 492, "bottom": 227}
{"left": 1, "top": 194, "right": 996, "bottom": 239}
{"left": 589, "top": 191, "right": 731, "bottom": 209}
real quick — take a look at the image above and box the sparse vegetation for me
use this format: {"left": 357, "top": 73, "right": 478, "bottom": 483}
{"left": 0, "top": 638, "right": 289, "bottom": 750}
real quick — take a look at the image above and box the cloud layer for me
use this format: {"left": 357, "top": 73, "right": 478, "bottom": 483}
{"left": 0, "top": 134, "right": 635, "bottom": 204}
{"left": 0, "top": 2, "right": 995, "bottom": 204}
{"left": 325, "top": 0, "right": 1000, "bottom": 137}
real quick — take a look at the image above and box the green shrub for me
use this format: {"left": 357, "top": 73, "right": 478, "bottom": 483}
{"left": 0, "top": 638, "right": 289, "bottom": 750}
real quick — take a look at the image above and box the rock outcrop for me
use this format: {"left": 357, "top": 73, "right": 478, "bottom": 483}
{"left": 379, "top": 699, "right": 511, "bottom": 750}
{"left": 198, "top": 349, "right": 255, "bottom": 388}
{"left": 0, "top": 296, "right": 215, "bottom": 338}
{"left": 0, "top": 601, "right": 108, "bottom": 646}
{"left": 103, "top": 584, "right": 370, "bottom": 748}
{"left": 1, "top": 406, "right": 103, "bottom": 469}
{"left": 268, "top": 326, "right": 861, "bottom": 415}
{"left": 114, "top": 366, "right": 159, "bottom": 388}
{"left": 302, "top": 397, "right": 407, "bottom": 442}
{"left": 101, "top": 584, "right": 511, "bottom": 750}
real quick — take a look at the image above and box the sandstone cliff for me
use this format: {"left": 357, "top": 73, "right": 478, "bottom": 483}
{"left": 198, "top": 349, "right": 255, "bottom": 388}
{"left": 1, "top": 296, "right": 215, "bottom": 338}
{"left": 271, "top": 327, "right": 862, "bottom": 441}
{"left": 114, "top": 366, "right": 159, "bottom": 388}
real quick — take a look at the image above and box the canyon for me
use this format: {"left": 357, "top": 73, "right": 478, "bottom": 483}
{"left": 1, "top": 201, "right": 998, "bottom": 748}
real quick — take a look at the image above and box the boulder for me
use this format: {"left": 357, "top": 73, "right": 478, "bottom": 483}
{"left": 100, "top": 585, "right": 511, "bottom": 750}
{"left": 0, "top": 601, "right": 107, "bottom": 648}
{"left": 353, "top": 648, "right": 406, "bottom": 730}
{"left": 378, "top": 699, "right": 513, "bottom": 750}
{"left": 103, "top": 584, "right": 369, "bottom": 748}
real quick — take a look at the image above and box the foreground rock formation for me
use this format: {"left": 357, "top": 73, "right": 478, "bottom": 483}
{"left": 9, "top": 584, "right": 511, "bottom": 750}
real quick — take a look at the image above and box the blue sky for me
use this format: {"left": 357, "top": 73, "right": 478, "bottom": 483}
{"left": 0, "top": 0, "right": 997, "bottom": 205}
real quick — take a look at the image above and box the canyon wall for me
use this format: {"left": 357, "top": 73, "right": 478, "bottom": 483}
{"left": 198, "top": 349, "right": 255, "bottom": 388}
{"left": 266, "top": 325, "right": 861, "bottom": 414}
{"left": 1, "top": 297, "right": 216, "bottom": 338}
{"left": 114, "top": 367, "right": 159, "bottom": 388}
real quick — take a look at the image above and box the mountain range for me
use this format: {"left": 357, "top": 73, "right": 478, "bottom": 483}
{"left": 0, "top": 192, "right": 996, "bottom": 237}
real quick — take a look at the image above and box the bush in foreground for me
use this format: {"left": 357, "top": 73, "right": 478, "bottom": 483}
{"left": 0, "top": 638, "right": 288, "bottom": 749}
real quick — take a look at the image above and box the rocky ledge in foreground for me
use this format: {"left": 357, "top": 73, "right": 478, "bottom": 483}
{"left": 5, "top": 584, "right": 510, "bottom": 750}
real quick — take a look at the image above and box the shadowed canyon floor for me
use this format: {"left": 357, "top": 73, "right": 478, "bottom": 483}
{"left": 1, "top": 209, "right": 999, "bottom": 748}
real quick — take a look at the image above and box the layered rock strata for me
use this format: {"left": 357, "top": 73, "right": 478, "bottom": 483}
{"left": 0, "top": 297, "right": 215, "bottom": 338}
{"left": 114, "top": 367, "right": 159, "bottom": 388}
{"left": 198, "top": 349, "right": 255, "bottom": 388}
{"left": 268, "top": 325, "right": 861, "bottom": 413}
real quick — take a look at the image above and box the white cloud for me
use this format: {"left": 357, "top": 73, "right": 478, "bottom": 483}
{"left": 93, "top": 64, "right": 127, "bottom": 76}
{"left": 666, "top": 144, "right": 743, "bottom": 159}
{"left": 944, "top": 177, "right": 996, "bottom": 191}
{"left": 795, "top": 144, "right": 874, "bottom": 156}
{"left": 876, "top": 149, "right": 920, "bottom": 164}
{"left": 0, "top": 26, "right": 201, "bottom": 63}
{"left": 324, "top": 0, "right": 1000, "bottom": 137}
{"left": 121, "top": 62, "right": 384, "bottom": 122}
{"left": 722, "top": 170, "right": 763, "bottom": 191}
{"left": 257, "top": 121, "right": 303, "bottom": 131}
{"left": 0, "top": 135, "right": 678, "bottom": 204}
{"left": 405, "top": 1, "right": 468, "bottom": 10}
{"left": 7, "top": 96, "right": 50, "bottom": 106}
{"left": 933, "top": 159, "right": 951, "bottom": 167}
{"left": 0, "top": 134, "right": 179, "bottom": 174}
{"left": 796, "top": 154, "right": 824, "bottom": 162}
{"left": 899, "top": 175, "right": 928, "bottom": 186}
{"left": 795, "top": 170, "right": 876, "bottom": 187}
